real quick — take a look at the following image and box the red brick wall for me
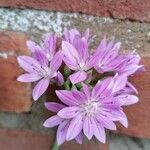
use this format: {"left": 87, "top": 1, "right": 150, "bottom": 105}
{"left": 0, "top": 1, "right": 150, "bottom": 150}
{"left": 0, "top": 31, "right": 31, "bottom": 113}
{"left": 0, "top": 0, "right": 150, "bottom": 22}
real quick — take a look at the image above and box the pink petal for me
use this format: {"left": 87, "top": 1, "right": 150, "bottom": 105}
{"left": 83, "top": 28, "right": 90, "bottom": 41}
{"left": 44, "top": 102, "right": 66, "bottom": 112}
{"left": 57, "top": 120, "right": 70, "bottom": 145}
{"left": 74, "top": 37, "right": 89, "bottom": 61}
{"left": 92, "top": 119, "right": 106, "bottom": 143}
{"left": 75, "top": 132, "right": 84, "bottom": 144}
{"left": 119, "top": 118, "right": 128, "bottom": 128}
{"left": 127, "top": 82, "right": 138, "bottom": 94}
{"left": 43, "top": 115, "right": 63, "bottom": 128}
{"left": 56, "top": 90, "right": 79, "bottom": 106}
{"left": 96, "top": 115, "right": 116, "bottom": 130}
{"left": 82, "top": 83, "right": 91, "bottom": 99}
{"left": 64, "top": 28, "right": 80, "bottom": 43}
{"left": 58, "top": 106, "right": 79, "bottom": 119}
{"left": 96, "top": 36, "right": 107, "bottom": 53}
{"left": 92, "top": 78, "right": 113, "bottom": 99}
{"left": 96, "top": 39, "right": 115, "bottom": 66}
{"left": 118, "top": 111, "right": 128, "bottom": 128}
{"left": 112, "top": 74, "right": 127, "bottom": 93}
{"left": 117, "top": 94, "right": 139, "bottom": 106}
{"left": 43, "top": 34, "right": 56, "bottom": 55}
{"left": 50, "top": 51, "right": 63, "bottom": 71}
{"left": 69, "top": 71, "right": 87, "bottom": 84}
{"left": 26, "top": 40, "right": 41, "bottom": 53}
{"left": 33, "top": 50, "right": 48, "bottom": 66}
{"left": 32, "top": 78, "right": 50, "bottom": 101}
{"left": 66, "top": 115, "right": 83, "bottom": 141}
{"left": 103, "top": 56, "right": 125, "bottom": 71}
{"left": 62, "top": 41, "right": 79, "bottom": 65}
{"left": 101, "top": 98, "right": 121, "bottom": 109}
{"left": 83, "top": 117, "right": 93, "bottom": 140}
{"left": 106, "top": 38, "right": 115, "bottom": 50}
{"left": 112, "top": 42, "right": 121, "bottom": 52}
{"left": 101, "top": 109, "right": 125, "bottom": 121}
{"left": 55, "top": 71, "right": 64, "bottom": 86}
{"left": 17, "top": 73, "right": 41, "bottom": 82}
{"left": 135, "top": 65, "right": 145, "bottom": 73}
{"left": 17, "top": 56, "right": 40, "bottom": 73}
{"left": 72, "top": 90, "right": 86, "bottom": 104}
{"left": 73, "top": 34, "right": 81, "bottom": 50}
{"left": 63, "top": 57, "right": 78, "bottom": 70}
{"left": 100, "top": 43, "right": 121, "bottom": 66}
{"left": 120, "top": 65, "right": 141, "bottom": 76}
{"left": 86, "top": 53, "right": 101, "bottom": 70}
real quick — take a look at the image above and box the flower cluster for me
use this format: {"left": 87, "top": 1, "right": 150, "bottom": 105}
{"left": 17, "top": 28, "right": 144, "bottom": 145}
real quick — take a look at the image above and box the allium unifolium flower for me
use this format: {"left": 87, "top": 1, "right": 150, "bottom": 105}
{"left": 62, "top": 29, "right": 144, "bottom": 85}
{"left": 94, "top": 36, "right": 144, "bottom": 75}
{"left": 43, "top": 74, "right": 138, "bottom": 145}
{"left": 62, "top": 29, "right": 102, "bottom": 84}
{"left": 27, "top": 34, "right": 57, "bottom": 61}
{"left": 16, "top": 28, "right": 144, "bottom": 146}
{"left": 63, "top": 28, "right": 89, "bottom": 44}
{"left": 17, "top": 34, "right": 64, "bottom": 100}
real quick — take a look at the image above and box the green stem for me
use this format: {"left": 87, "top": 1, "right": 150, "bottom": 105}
{"left": 64, "top": 67, "right": 71, "bottom": 78}
{"left": 64, "top": 80, "right": 71, "bottom": 90}
{"left": 51, "top": 139, "right": 59, "bottom": 150}
{"left": 90, "top": 72, "right": 114, "bottom": 85}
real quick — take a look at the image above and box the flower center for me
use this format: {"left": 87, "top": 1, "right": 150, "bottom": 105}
{"left": 39, "top": 66, "right": 50, "bottom": 78}
{"left": 32, "top": 64, "right": 51, "bottom": 78}
{"left": 46, "top": 53, "right": 52, "bottom": 61}
{"left": 79, "top": 61, "right": 86, "bottom": 71}
{"left": 81, "top": 100, "right": 99, "bottom": 117}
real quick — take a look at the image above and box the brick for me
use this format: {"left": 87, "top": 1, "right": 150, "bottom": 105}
{"left": 0, "top": 31, "right": 31, "bottom": 113}
{"left": 0, "top": 128, "right": 108, "bottom": 150}
{"left": 0, "top": 128, "right": 54, "bottom": 150}
{"left": 0, "top": 0, "right": 150, "bottom": 22}
{"left": 60, "top": 141, "right": 108, "bottom": 150}
{"left": 117, "top": 57, "right": 150, "bottom": 139}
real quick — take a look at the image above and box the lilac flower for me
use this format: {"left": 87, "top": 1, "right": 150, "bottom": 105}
{"left": 27, "top": 34, "right": 57, "bottom": 61}
{"left": 115, "top": 51, "right": 145, "bottom": 76}
{"left": 16, "top": 29, "right": 143, "bottom": 146}
{"left": 43, "top": 102, "right": 83, "bottom": 145}
{"left": 94, "top": 37, "right": 144, "bottom": 76}
{"left": 43, "top": 74, "right": 138, "bottom": 145}
{"left": 64, "top": 28, "right": 89, "bottom": 44}
{"left": 62, "top": 29, "right": 99, "bottom": 84}
{"left": 17, "top": 50, "right": 63, "bottom": 101}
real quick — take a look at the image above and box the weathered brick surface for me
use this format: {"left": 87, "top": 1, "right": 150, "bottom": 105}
{"left": 61, "top": 141, "right": 108, "bottom": 150}
{"left": 117, "top": 57, "right": 150, "bottom": 139}
{"left": 0, "top": 128, "right": 54, "bottom": 150}
{"left": 0, "top": 128, "right": 108, "bottom": 150}
{"left": 0, "top": 0, "right": 150, "bottom": 22}
{"left": 0, "top": 31, "right": 31, "bottom": 113}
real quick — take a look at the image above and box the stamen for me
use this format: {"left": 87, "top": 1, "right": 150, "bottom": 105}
{"left": 79, "top": 61, "right": 87, "bottom": 71}
{"left": 80, "top": 100, "right": 100, "bottom": 117}
{"left": 32, "top": 64, "right": 50, "bottom": 78}
{"left": 46, "top": 53, "right": 52, "bottom": 61}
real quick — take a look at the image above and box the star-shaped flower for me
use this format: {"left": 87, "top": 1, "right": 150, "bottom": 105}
{"left": 44, "top": 74, "right": 138, "bottom": 145}
{"left": 17, "top": 50, "right": 63, "bottom": 101}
